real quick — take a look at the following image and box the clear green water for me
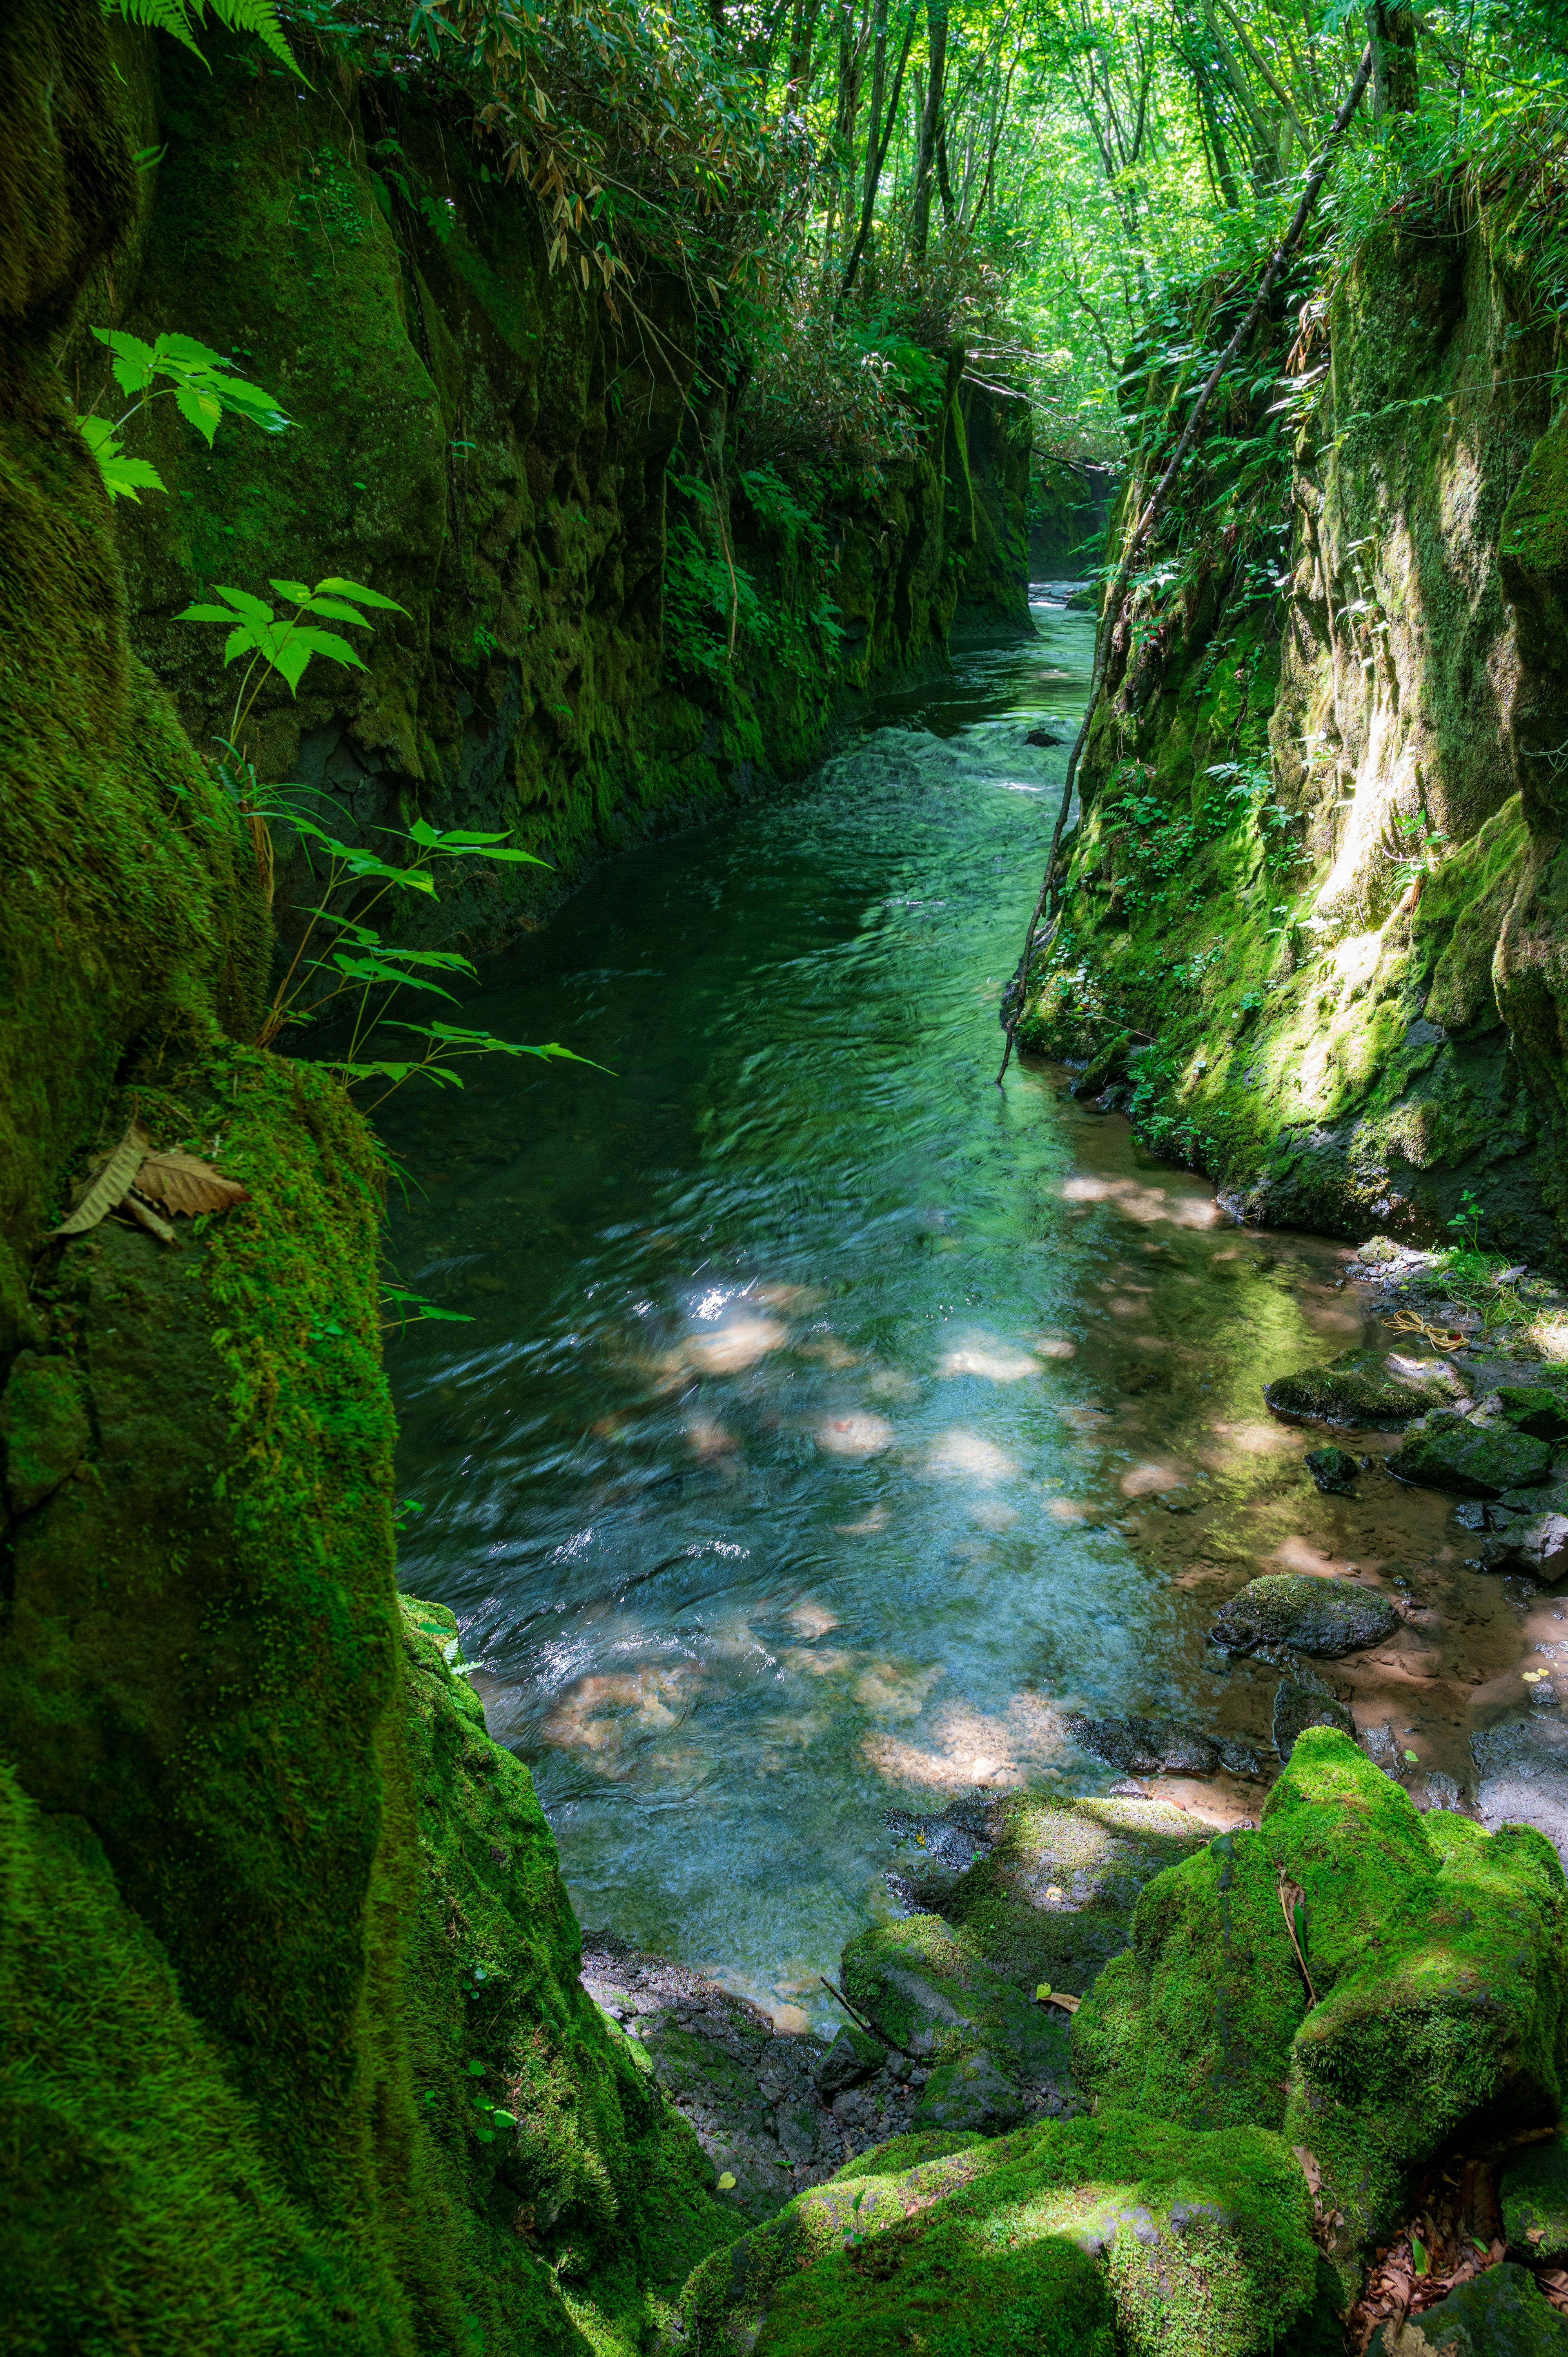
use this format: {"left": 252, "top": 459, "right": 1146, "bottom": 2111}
{"left": 380, "top": 608, "right": 1452, "bottom": 2030}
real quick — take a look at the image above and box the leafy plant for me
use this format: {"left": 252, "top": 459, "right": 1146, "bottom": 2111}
{"left": 176, "top": 575, "right": 405, "bottom": 746}
{"left": 844, "top": 2188, "right": 870, "bottom": 2250}
{"left": 100, "top": 0, "right": 300, "bottom": 75}
{"left": 78, "top": 328, "right": 290, "bottom": 504}
{"left": 1446, "top": 1187, "right": 1485, "bottom": 1255}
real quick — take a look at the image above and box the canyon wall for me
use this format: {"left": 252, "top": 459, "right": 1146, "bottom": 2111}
{"left": 1018, "top": 207, "right": 1568, "bottom": 1269}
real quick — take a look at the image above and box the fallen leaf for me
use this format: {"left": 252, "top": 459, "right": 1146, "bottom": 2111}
{"left": 1293, "top": 2146, "right": 1323, "bottom": 2196}
{"left": 54, "top": 1122, "right": 149, "bottom": 1235}
{"left": 135, "top": 1146, "right": 249, "bottom": 1217}
{"left": 717, "top": 2172, "right": 737, "bottom": 2191}
{"left": 1530, "top": 2228, "right": 1546, "bottom": 2245}
{"left": 1040, "top": 1990, "right": 1080, "bottom": 2013}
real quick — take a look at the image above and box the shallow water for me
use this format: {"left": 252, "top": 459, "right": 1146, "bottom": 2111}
{"left": 381, "top": 597, "right": 1545, "bottom": 2031}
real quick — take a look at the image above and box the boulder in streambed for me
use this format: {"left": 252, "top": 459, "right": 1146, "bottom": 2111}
{"left": 1392, "top": 1410, "right": 1557, "bottom": 1497}
{"left": 678, "top": 2112, "right": 1318, "bottom": 2357}
{"left": 1070, "top": 1729, "right": 1568, "bottom": 2252}
{"left": 931, "top": 1791, "right": 1212, "bottom": 1998}
{"left": 839, "top": 1915, "right": 1069, "bottom": 2096}
{"left": 1474, "top": 1715, "right": 1568, "bottom": 1865}
{"left": 1367, "top": 2262, "right": 1568, "bottom": 2354}
{"left": 1498, "top": 1383, "right": 1568, "bottom": 1444}
{"left": 909, "top": 2049, "right": 1029, "bottom": 2135}
{"left": 1306, "top": 1443, "right": 1363, "bottom": 1494}
{"left": 813, "top": 2024, "right": 885, "bottom": 2098}
{"left": 1061, "top": 1707, "right": 1247, "bottom": 1777}
{"left": 1273, "top": 1677, "right": 1356, "bottom": 1759}
{"left": 1265, "top": 1345, "right": 1463, "bottom": 1429}
{"left": 1212, "top": 1572, "right": 1399, "bottom": 1658}
{"left": 1504, "top": 2133, "right": 1568, "bottom": 2266}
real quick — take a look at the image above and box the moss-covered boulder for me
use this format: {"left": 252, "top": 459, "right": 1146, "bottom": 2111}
{"left": 1264, "top": 1349, "right": 1461, "bottom": 1429}
{"left": 1368, "top": 2262, "right": 1568, "bottom": 2353}
{"left": 934, "top": 1793, "right": 1212, "bottom": 1997}
{"left": 1212, "top": 1573, "right": 1399, "bottom": 1658}
{"left": 1071, "top": 1730, "right": 1568, "bottom": 2248}
{"left": 1392, "top": 1411, "right": 1556, "bottom": 1496}
{"left": 815, "top": 2023, "right": 887, "bottom": 2097}
{"left": 1503, "top": 2135, "right": 1568, "bottom": 2266}
{"left": 1306, "top": 1443, "right": 1363, "bottom": 1494}
{"left": 1500, "top": 1385, "right": 1568, "bottom": 1443}
{"left": 681, "top": 2112, "right": 1319, "bottom": 2357}
{"left": 840, "top": 1915, "right": 1072, "bottom": 2101}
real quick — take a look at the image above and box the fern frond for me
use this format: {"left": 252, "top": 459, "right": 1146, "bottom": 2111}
{"left": 102, "top": 0, "right": 303, "bottom": 79}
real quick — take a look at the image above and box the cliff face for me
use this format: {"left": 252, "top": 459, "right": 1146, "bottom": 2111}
{"left": 81, "top": 31, "right": 1025, "bottom": 954}
{"left": 1018, "top": 207, "right": 1568, "bottom": 1268}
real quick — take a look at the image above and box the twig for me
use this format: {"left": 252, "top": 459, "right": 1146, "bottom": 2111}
{"left": 994, "top": 45, "right": 1375, "bottom": 1088}
{"left": 1278, "top": 1871, "right": 1317, "bottom": 2006}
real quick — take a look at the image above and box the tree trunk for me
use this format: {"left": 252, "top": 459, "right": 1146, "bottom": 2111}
{"left": 909, "top": 0, "right": 949, "bottom": 263}
{"left": 1367, "top": 0, "right": 1418, "bottom": 116}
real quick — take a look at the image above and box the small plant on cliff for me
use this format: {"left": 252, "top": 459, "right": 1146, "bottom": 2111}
{"left": 178, "top": 580, "right": 597, "bottom": 1106}
{"left": 100, "top": 0, "right": 300, "bottom": 74}
{"left": 77, "top": 327, "right": 290, "bottom": 503}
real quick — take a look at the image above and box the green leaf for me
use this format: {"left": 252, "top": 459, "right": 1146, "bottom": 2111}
{"left": 211, "top": 583, "right": 276, "bottom": 625}
{"left": 93, "top": 326, "right": 158, "bottom": 396}
{"left": 315, "top": 576, "right": 410, "bottom": 613}
{"left": 175, "top": 600, "right": 244, "bottom": 624}
{"left": 298, "top": 597, "right": 378, "bottom": 627}
{"left": 1411, "top": 2234, "right": 1428, "bottom": 2276}
{"left": 173, "top": 374, "right": 224, "bottom": 444}
{"left": 79, "top": 414, "right": 167, "bottom": 502}
{"left": 270, "top": 578, "right": 314, "bottom": 604}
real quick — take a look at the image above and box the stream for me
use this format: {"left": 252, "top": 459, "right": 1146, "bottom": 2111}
{"left": 381, "top": 596, "right": 1539, "bottom": 2034}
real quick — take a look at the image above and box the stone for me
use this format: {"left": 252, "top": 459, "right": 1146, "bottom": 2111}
{"left": 1306, "top": 1443, "right": 1363, "bottom": 1494}
{"left": 1368, "top": 2262, "right": 1568, "bottom": 2353}
{"left": 1062, "top": 1709, "right": 1220, "bottom": 1776}
{"left": 1356, "top": 1236, "right": 1403, "bottom": 1265}
{"left": 679, "top": 2114, "right": 1319, "bottom": 2357}
{"left": 1424, "top": 1771, "right": 1465, "bottom": 1812}
{"left": 1504, "top": 2135, "right": 1568, "bottom": 2266}
{"left": 909, "top": 2049, "right": 1028, "bottom": 2134}
{"left": 1265, "top": 1347, "right": 1460, "bottom": 1429}
{"left": 1273, "top": 1679, "right": 1356, "bottom": 1759}
{"left": 1213, "top": 1572, "right": 1400, "bottom": 1658}
{"left": 813, "top": 2024, "right": 886, "bottom": 2098}
{"left": 1473, "top": 1716, "right": 1568, "bottom": 1865}
{"left": 0, "top": 1350, "right": 89, "bottom": 1516}
{"left": 1394, "top": 1414, "right": 1555, "bottom": 1498}
{"left": 1500, "top": 1385, "right": 1568, "bottom": 1443}
{"left": 1073, "top": 1731, "right": 1568, "bottom": 2253}
{"left": 936, "top": 1793, "right": 1212, "bottom": 1997}
{"left": 840, "top": 1915, "right": 1071, "bottom": 2097}
{"left": 1025, "top": 726, "right": 1064, "bottom": 747}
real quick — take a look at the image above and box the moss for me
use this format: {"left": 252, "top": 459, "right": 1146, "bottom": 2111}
{"left": 840, "top": 1913, "right": 1072, "bottom": 2085}
{"left": 1263, "top": 1347, "right": 1461, "bottom": 1428}
{"left": 1393, "top": 1410, "right": 1556, "bottom": 1496}
{"left": 0, "top": 1352, "right": 90, "bottom": 1514}
{"left": 1073, "top": 1730, "right": 1568, "bottom": 2247}
{"left": 831, "top": 2132, "right": 984, "bottom": 2181}
{"left": 683, "top": 2112, "right": 1317, "bottom": 2357}
{"left": 936, "top": 1794, "right": 1210, "bottom": 1997}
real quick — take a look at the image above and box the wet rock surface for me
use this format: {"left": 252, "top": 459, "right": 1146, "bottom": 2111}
{"left": 1394, "top": 1411, "right": 1558, "bottom": 1497}
{"left": 1213, "top": 1571, "right": 1400, "bottom": 1658}
{"left": 1473, "top": 1717, "right": 1568, "bottom": 1862}
{"left": 1274, "top": 1674, "right": 1356, "bottom": 1759}
{"left": 1307, "top": 1441, "right": 1364, "bottom": 1493}
{"left": 1062, "top": 1707, "right": 1261, "bottom": 1777}
{"left": 1265, "top": 1345, "right": 1463, "bottom": 1428}
{"left": 579, "top": 1931, "right": 926, "bottom": 2217}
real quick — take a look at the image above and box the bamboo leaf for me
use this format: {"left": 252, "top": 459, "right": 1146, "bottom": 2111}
{"left": 53, "top": 1123, "right": 150, "bottom": 1235}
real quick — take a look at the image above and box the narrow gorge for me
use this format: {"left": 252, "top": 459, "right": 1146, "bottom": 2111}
{"left": 7, "top": 5, "right": 1568, "bottom": 2356}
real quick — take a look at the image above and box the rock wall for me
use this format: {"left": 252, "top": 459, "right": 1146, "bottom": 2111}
{"left": 80, "top": 29, "right": 1026, "bottom": 957}
{"left": 0, "top": 10, "right": 735, "bottom": 2349}
{"left": 1018, "top": 207, "right": 1568, "bottom": 1269}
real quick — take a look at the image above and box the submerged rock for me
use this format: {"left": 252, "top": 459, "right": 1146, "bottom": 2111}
{"left": 1063, "top": 1708, "right": 1223, "bottom": 1776}
{"left": 1265, "top": 1347, "right": 1461, "bottom": 1429}
{"left": 1504, "top": 2134, "right": 1568, "bottom": 2266}
{"left": 931, "top": 1791, "right": 1212, "bottom": 1998}
{"left": 1473, "top": 1716, "right": 1568, "bottom": 1865}
{"left": 680, "top": 2113, "right": 1318, "bottom": 2357}
{"left": 1071, "top": 1730, "right": 1568, "bottom": 2250}
{"left": 1273, "top": 1678, "right": 1356, "bottom": 1759}
{"left": 1212, "top": 1572, "right": 1399, "bottom": 1658}
{"left": 1306, "top": 1443, "right": 1363, "bottom": 1494}
{"left": 1368, "top": 2261, "right": 1568, "bottom": 2353}
{"left": 1393, "top": 1412, "right": 1556, "bottom": 1497}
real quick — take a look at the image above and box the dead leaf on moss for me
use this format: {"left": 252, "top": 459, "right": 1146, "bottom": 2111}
{"left": 135, "top": 1147, "right": 248, "bottom": 1217}
{"left": 54, "top": 1123, "right": 150, "bottom": 1235}
{"left": 53, "top": 1121, "right": 247, "bottom": 1242}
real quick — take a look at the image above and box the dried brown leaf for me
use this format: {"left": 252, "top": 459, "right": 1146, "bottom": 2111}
{"left": 134, "top": 1147, "right": 248, "bottom": 1218}
{"left": 54, "top": 1122, "right": 149, "bottom": 1235}
{"left": 1293, "top": 2145, "right": 1323, "bottom": 2196}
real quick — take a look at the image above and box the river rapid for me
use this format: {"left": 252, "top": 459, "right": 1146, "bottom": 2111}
{"left": 381, "top": 598, "right": 1535, "bottom": 2033}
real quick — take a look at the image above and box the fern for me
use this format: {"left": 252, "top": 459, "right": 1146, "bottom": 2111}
{"left": 101, "top": 0, "right": 302, "bottom": 78}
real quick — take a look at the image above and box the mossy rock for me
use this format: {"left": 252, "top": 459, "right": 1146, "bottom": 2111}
{"left": 0, "top": 1350, "right": 89, "bottom": 1515}
{"left": 830, "top": 2131, "right": 983, "bottom": 2182}
{"left": 910, "top": 2050, "right": 1030, "bottom": 2134}
{"left": 1272, "top": 1679, "right": 1355, "bottom": 1762}
{"left": 938, "top": 1794, "right": 1213, "bottom": 1998}
{"left": 815, "top": 2023, "right": 888, "bottom": 2096}
{"left": 1500, "top": 1386, "right": 1568, "bottom": 1444}
{"left": 840, "top": 1914, "right": 1071, "bottom": 2088}
{"left": 1392, "top": 1412, "right": 1556, "bottom": 1497}
{"left": 1306, "top": 1444, "right": 1362, "bottom": 1495}
{"left": 1264, "top": 1349, "right": 1460, "bottom": 1429}
{"left": 1503, "top": 2135, "right": 1568, "bottom": 2266}
{"left": 1212, "top": 1573, "right": 1400, "bottom": 1659}
{"left": 1368, "top": 2261, "right": 1568, "bottom": 2353}
{"left": 1071, "top": 1730, "right": 1568, "bottom": 2250}
{"left": 681, "top": 2112, "right": 1317, "bottom": 2357}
